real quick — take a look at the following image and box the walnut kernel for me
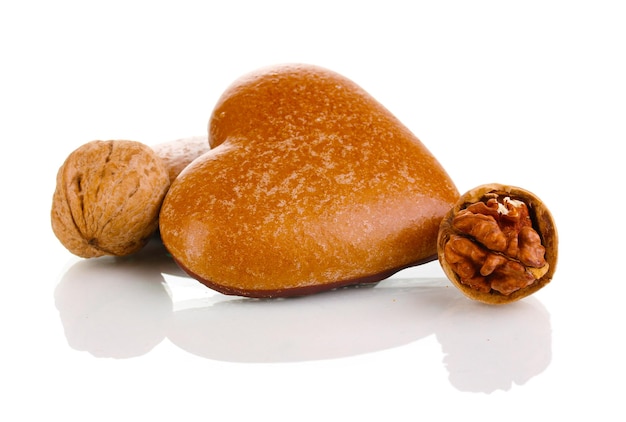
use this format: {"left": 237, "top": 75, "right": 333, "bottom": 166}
{"left": 438, "top": 184, "right": 558, "bottom": 304}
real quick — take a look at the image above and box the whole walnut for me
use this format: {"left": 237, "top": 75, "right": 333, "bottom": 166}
{"left": 51, "top": 140, "right": 171, "bottom": 258}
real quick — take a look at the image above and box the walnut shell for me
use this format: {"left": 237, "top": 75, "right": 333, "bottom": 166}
{"left": 51, "top": 140, "right": 171, "bottom": 258}
{"left": 437, "top": 183, "right": 558, "bottom": 304}
{"left": 151, "top": 135, "right": 210, "bottom": 184}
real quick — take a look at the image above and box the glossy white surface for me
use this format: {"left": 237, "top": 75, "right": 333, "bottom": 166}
{"left": 2, "top": 1, "right": 625, "bottom": 420}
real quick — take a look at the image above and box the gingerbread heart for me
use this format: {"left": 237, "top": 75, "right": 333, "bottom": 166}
{"left": 159, "top": 64, "right": 459, "bottom": 297}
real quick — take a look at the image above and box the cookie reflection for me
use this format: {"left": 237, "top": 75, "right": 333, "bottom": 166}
{"left": 167, "top": 280, "right": 449, "bottom": 362}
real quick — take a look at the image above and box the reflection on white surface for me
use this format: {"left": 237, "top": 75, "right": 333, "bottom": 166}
{"left": 436, "top": 297, "right": 551, "bottom": 393}
{"left": 167, "top": 280, "right": 446, "bottom": 362}
{"left": 54, "top": 240, "right": 551, "bottom": 393}
{"left": 54, "top": 240, "right": 178, "bottom": 358}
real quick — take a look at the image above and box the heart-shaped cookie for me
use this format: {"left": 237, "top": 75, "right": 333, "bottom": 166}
{"left": 159, "top": 64, "right": 459, "bottom": 297}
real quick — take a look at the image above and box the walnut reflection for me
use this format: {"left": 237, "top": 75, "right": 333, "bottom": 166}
{"left": 54, "top": 239, "right": 177, "bottom": 358}
{"left": 435, "top": 296, "right": 551, "bottom": 393}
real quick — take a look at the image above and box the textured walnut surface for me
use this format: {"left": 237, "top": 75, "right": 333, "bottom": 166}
{"left": 51, "top": 140, "right": 171, "bottom": 258}
{"left": 151, "top": 135, "right": 210, "bottom": 183}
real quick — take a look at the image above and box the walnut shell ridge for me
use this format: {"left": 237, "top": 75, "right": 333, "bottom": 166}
{"left": 51, "top": 140, "right": 171, "bottom": 258}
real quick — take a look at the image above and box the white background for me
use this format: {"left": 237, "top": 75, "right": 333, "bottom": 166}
{"left": 1, "top": 0, "right": 625, "bottom": 420}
